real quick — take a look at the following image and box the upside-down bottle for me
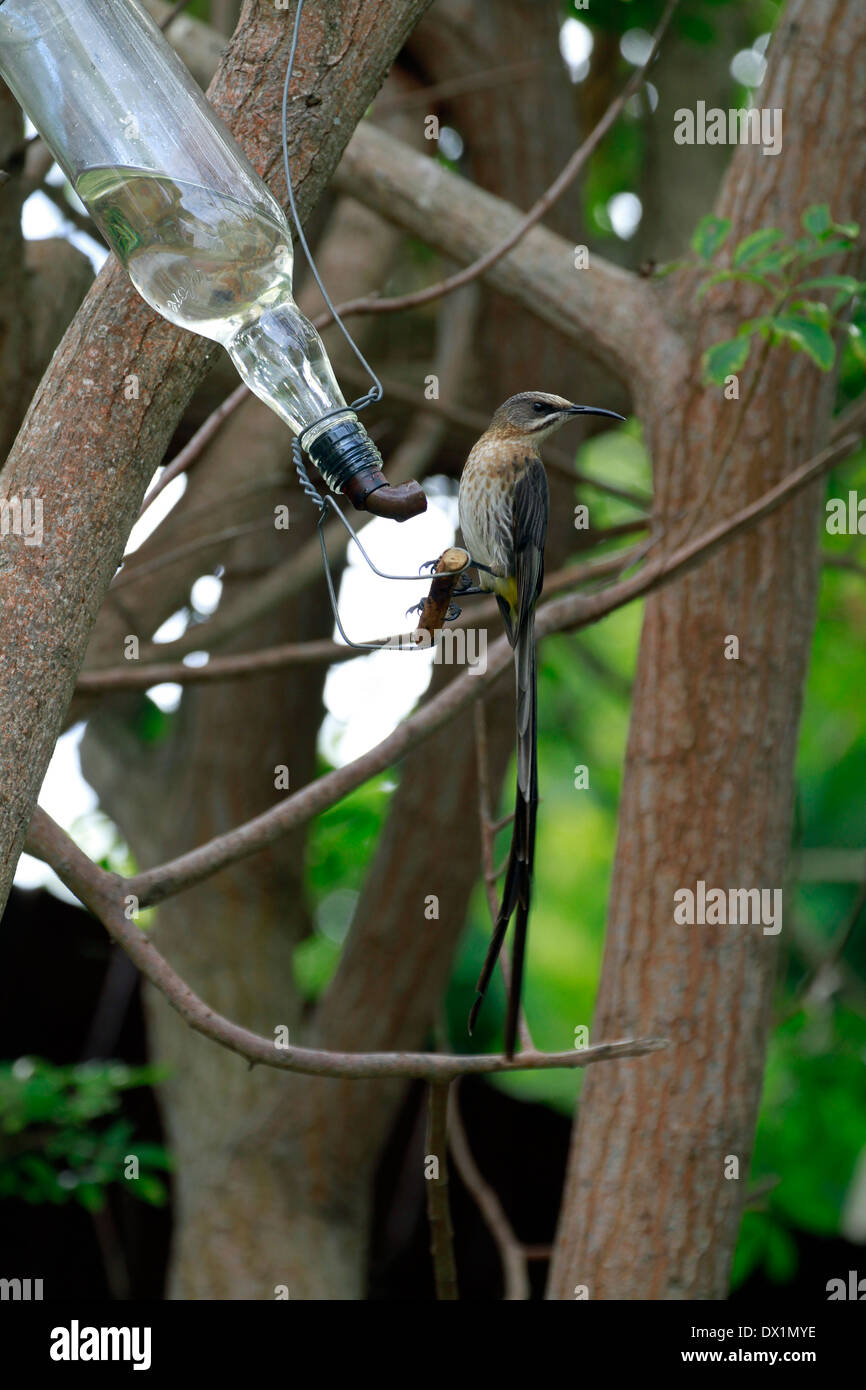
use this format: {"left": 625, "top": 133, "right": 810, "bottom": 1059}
{"left": 0, "top": 0, "right": 426, "bottom": 519}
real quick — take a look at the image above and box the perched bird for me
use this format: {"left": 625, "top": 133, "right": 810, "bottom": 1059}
{"left": 459, "top": 391, "right": 624, "bottom": 1056}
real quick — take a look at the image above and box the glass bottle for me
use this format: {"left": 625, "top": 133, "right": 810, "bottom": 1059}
{"left": 0, "top": 0, "right": 425, "bottom": 519}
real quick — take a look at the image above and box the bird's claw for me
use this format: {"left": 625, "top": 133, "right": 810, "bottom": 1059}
{"left": 405, "top": 599, "right": 425, "bottom": 619}
{"left": 445, "top": 602, "right": 462, "bottom": 621}
{"left": 419, "top": 555, "right": 443, "bottom": 575}
{"left": 454, "top": 570, "right": 475, "bottom": 595}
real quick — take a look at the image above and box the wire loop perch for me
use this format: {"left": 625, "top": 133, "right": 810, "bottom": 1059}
{"left": 293, "top": 437, "right": 472, "bottom": 651}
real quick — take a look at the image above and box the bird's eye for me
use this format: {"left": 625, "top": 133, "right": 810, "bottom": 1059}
{"left": 532, "top": 401, "right": 548, "bottom": 414}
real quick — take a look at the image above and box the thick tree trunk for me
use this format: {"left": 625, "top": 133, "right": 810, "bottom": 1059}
{"left": 547, "top": 0, "right": 866, "bottom": 1299}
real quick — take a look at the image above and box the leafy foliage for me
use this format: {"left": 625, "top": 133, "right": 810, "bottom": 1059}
{"left": 691, "top": 207, "right": 864, "bottom": 384}
{"left": 734, "top": 1011, "right": 866, "bottom": 1286}
{"left": 0, "top": 1058, "right": 170, "bottom": 1211}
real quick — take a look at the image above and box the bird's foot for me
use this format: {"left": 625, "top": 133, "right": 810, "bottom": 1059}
{"left": 445, "top": 602, "right": 462, "bottom": 621}
{"left": 453, "top": 574, "right": 484, "bottom": 597}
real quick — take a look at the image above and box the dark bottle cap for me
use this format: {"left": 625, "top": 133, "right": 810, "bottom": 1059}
{"left": 306, "top": 416, "right": 427, "bottom": 522}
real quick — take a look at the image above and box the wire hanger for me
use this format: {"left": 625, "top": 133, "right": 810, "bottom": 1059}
{"left": 281, "top": 0, "right": 458, "bottom": 652}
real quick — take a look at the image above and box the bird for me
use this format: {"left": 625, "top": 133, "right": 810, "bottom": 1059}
{"left": 458, "top": 391, "right": 625, "bottom": 1056}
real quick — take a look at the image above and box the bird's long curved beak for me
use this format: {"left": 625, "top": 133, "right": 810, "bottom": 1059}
{"left": 568, "top": 404, "right": 627, "bottom": 421}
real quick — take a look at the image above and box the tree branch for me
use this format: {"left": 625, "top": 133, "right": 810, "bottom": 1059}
{"left": 139, "top": 382, "right": 248, "bottom": 515}
{"left": 322, "top": 0, "right": 679, "bottom": 332}
{"left": 448, "top": 1082, "right": 529, "bottom": 1300}
{"left": 426, "top": 1082, "right": 458, "bottom": 1299}
{"left": 24, "top": 807, "right": 663, "bottom": 1081}
{"left": 334, "top": 130, "right": 682, "bottom": 392}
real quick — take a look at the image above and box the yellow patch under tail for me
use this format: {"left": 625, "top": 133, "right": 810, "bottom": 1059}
{"left": 490, "top": 574, "right": 518, "bottom": 610}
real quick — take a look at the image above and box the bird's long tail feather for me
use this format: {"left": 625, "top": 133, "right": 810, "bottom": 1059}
{"left": 468, "top": 614, "right": 538, "bottom": 1057}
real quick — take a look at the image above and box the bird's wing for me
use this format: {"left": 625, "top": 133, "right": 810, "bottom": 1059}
{"left": 511, "top": 457, "right": 550, "bottom": 637}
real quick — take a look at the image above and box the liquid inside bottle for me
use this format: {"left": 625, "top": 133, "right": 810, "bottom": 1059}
{"left": 75, "top": 165, "right": 349, "bottom": 434}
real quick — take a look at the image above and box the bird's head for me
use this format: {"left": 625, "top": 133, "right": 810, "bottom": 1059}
{"left": 490, "top": 391, "right": 625, "bottom": 443}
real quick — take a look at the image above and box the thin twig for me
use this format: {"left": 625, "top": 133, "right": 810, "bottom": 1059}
{"left": 833, "top": 391, "right": 866, "bottom": 442}
{"left": 673, "top": 324, "right": 779, "bottom": 547}
{"left": 374, "top": 57, "right": 552, "bottom": 112}
{"left": 568, "top": 430, "right": 863, "bottom": 627}
{"left": 77, "top": 639, "right": 355, "bottom": 693}
{"left": 780, "top": 878, "right": 866, "bottom": 1024}
{"left": 823, "top": 554, "right": 866, "bottom": 580}
{"left": 319, "top": 0, "right": 679, "bottom": 329}
{"left": 139, "top": 383, "right": 249, "bottom": 516}
{"left": 426, "top": 1083, "right": 458, "bottom": 1299}
{"left": 447, "top": 1082, "right": 529, "bottom": 1300}
{"left": 111, "top": 517, "right": 278, "bottom": 590}
{"left": 38, "top": 180, "right": 105, "bottom": 242}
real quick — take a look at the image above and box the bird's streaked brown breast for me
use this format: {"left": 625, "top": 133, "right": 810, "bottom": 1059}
{"left": 458, "top": 437, "right": 540, "bottom": 579}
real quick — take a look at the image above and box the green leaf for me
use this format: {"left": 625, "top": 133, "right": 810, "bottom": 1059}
{"left": 788, "top": 299, "right": 832, "bottom": 329}
{"left": 771, "top": 315, "right": 836, "bottom": 370}
{"left": 797, "top": 275, "right": 861, "bottom": 293}
{"left": 702, "top": 335, "right": 752, "bottom": 386}
{"left": 764, "top": 1222, "right": 799, "bottom": 1284}
{"left": 75, "top": 1182, "right": 106, "bottom": 1213}
{"left": 697, "top": 269, "right": 776, "bottom": 300}
{"left": 650, "top": 259, "right": 687, "bottom": 279}
{"left": 128, "top": 1142, "right": 172, "bottom": 1171}
{"left": 802, "top": 204, "right": 832, "bottom": 237}
{"left": 801, "top": 237, "right": 856, "bottom": 265}
{"left": 752, "top": 249, "right": 795, "bottom": 277}
{"left": 132, "top": 1174, "right": 168, "bottom": 1207}
{"left": 293, "top": 934, "right": 341, "bottom": 999}
{"left": 691, "top": 214, "right": 731, "bottom": 262}
{"left": 733, "top": 228, "right": 784, "bottom": 269}
{"left": 736, "top": 316, "right": 773, "bottom": 339}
